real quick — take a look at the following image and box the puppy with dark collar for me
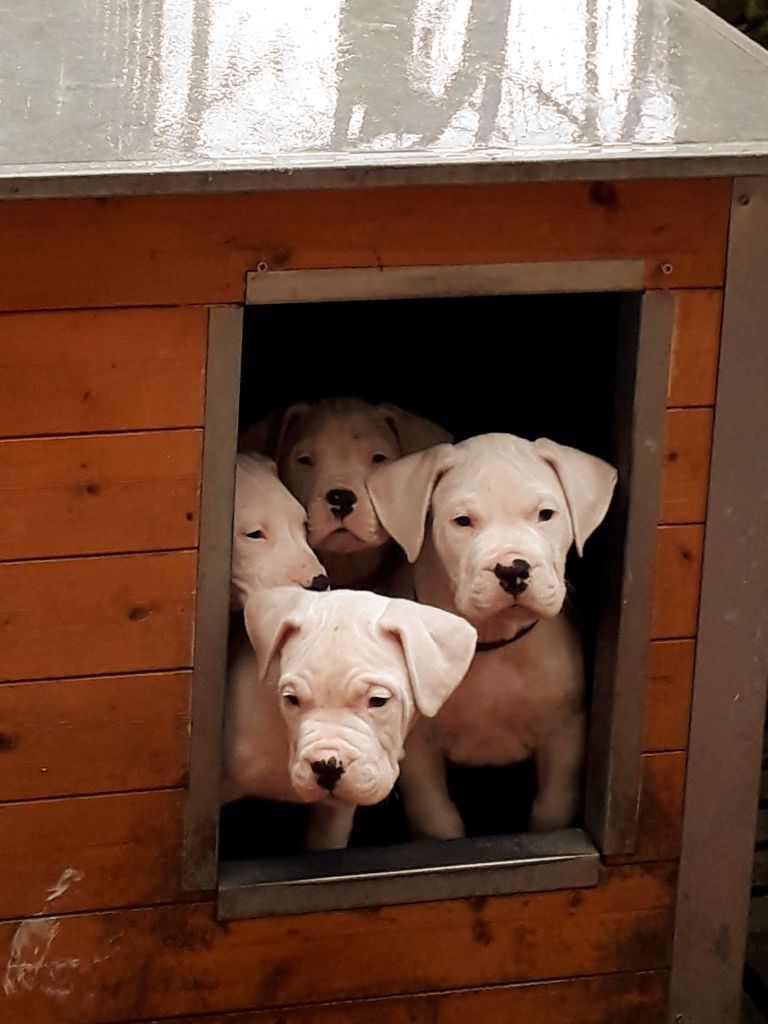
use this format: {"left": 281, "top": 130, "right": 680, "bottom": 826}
{"left": 368, "top": 433, "right": 617, "bottom": 836}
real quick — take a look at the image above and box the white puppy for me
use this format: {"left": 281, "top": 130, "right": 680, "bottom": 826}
{"left": 240, "top": 398, "right": 451, "bottom": 590}
{"left": 223, "top": 587, "right": 477, "bottom": 850}
{"left": 230, "top": 454, "right": 328, "bottom": 610}
{"left": 368, "top": 433, "right": 617, "bottom": 837}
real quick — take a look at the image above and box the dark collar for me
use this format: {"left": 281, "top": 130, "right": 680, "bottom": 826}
{"left": 475, "top": 620, "right": 539, "bottom": 653}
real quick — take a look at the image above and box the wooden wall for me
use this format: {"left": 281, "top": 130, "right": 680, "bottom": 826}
{"left": 0, "top": 179, "right": 728, "bottom": 1023}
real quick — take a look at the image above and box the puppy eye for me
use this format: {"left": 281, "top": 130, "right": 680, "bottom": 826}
{"left": 297, "top": 455, "right": 313, "bottom": 467}
{"left": 453, "top": 515, "right": 473, "bottom": 528}
{"left": 371, "top": 453, "right": 388, "bottom": 464}
{"left": 283, "top": 694, "right": 300, "bottom": 707}
{"left": 245, "top": 529, "right": 264, "bottom": 540}
{"left": 538, "top": 509, "right": 556, "bottom": 523}
{"left": 368, "top": 695, "right": 389, "bottom": 708}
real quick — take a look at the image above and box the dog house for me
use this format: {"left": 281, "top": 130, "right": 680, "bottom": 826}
{"left": 2, "top": 1, "right": 768, "bottom": 1022}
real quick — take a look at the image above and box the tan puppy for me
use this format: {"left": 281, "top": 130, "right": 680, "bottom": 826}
{"left": 368, "top": 433, "right": 617, "bottom": 837}
{"left": 240, "top": 398, "right": 451, "bottom": 589}
{"left": 223, "top": 588, "right": 477, "bottom": 850}
{"left": 230, "top": 454, "right": 328, "bottom": 610}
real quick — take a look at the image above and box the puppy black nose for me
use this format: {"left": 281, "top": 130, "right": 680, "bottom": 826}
{"left": 326, "top": 488, "right": 357, "bottom": 520}
{"left": 494, "top": 559, "right": 531, "bottom": 596}
{"left": 310, "top": 756, "right": 345, "bottom": 791}
{"left": 306, "top": 574, "right": 330, "bottom": 592}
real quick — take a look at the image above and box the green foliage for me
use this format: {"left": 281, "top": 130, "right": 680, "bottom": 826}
{"left": 745, "top": 0, "right": 768, "bottom": 20}
{"left": 703, "top": 0, "right": 768, "bottom": 47}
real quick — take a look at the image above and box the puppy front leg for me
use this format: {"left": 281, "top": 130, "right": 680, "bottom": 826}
{"left": 399, "top": 723, "right": 464, "bottom": 841}
{"left": 529, "top": 714, "right": 585, "bottom": 833}
{"left": 304, "top": 801, "right": 357, "bottom": 851}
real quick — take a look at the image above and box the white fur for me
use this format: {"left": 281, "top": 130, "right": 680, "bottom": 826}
{"left": 223, "top": 588, "right": 477, "bottom": 850}
{"left": 368, "top": 433, "right": 617, "bottom": 837}
{"left": 230, "top": 454, "right": 327, "bottom": 610}
{"left": 241, "top": 398, "right": 451, "bottom": 589}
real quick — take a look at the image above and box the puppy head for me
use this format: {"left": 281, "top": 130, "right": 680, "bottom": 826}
{"left": 230, "top": 455, "right": 328, "bottom": 609}
{"left": 243, "top": 588, "right": 476, "bottom": 805}
{"left": 369, "top": 434, "right": 617, "bottom": 625}
{"left": 244, "top": 398, "right": 452, "bottom": 556}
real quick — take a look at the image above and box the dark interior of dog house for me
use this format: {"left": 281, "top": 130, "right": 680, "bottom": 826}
{"left": 220, "top": 290, "right": 635, "bottom": 866}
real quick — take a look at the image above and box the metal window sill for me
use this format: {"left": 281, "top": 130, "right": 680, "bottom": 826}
{"left": 216, "top": 827, "right": 599, "bottom": 919}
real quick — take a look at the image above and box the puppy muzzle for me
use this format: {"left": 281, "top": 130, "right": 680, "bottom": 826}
{"left": 291, "top": 747, "right": 397, "bottom": 805}
{"left": 325, "top": 488, "right": 357, "bottom": 520}
{"left": 493, "top": 559, "right": 531, "bottom": 596}
{"left": 308, "top": 494, "right": 389, "bottom": 551}
{"left": 459, "top": 559, "right": 565, "bottom": 621}
{"left": 310, "top": 755, "right": 345, "bottom": 791}
{"left": 304, "top": 574, "right": 330, "bottom": 591}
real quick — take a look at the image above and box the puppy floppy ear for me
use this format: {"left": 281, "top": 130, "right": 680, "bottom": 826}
{"left": 376, "top": 403, "right": 453, "bottom": 455}
{"left": 378, "top": 599, "right": 477, "bottom": 718}
{"left": 239, "top": 402, "right": 314, "bottom": 458}
{"left": 367, "top": 444, "right": 456, "bottom": 562}
{"left": 274, "top": 402, "right": 312, "bottom": 462}
{"left": 242, "top": 587, "right": 311, "bottom": 682}
{"left": 239, "top": 412, "right": 283, "bottom": 456}
{"left": 533, "top": 438, "right": 618, "bottom": 556}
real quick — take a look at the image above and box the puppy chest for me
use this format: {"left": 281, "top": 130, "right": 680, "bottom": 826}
{"left": 434, "top": 677, "right": 541, "bottom": 766}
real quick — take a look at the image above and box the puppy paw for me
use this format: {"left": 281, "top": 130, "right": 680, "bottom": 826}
{"left": 528, "top": 803, "right": 575, "bottom": 833}
{"left": 408, "top": 808, "right": 466, "bottom": 841}
{"left": 304, "top": 802, "right": 356, "bottom": 850}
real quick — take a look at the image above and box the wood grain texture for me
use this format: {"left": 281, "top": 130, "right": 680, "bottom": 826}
{"left": 0, "top": 551, "right": 197, "bottom": 682}
{"left": 0, "top": 672, "right": 190, "bottom": 801}
{"left": 130, "top": 970, "right": 669, "bottom": 1024}
{"left": 606, "top": 752, "right": 686, "bottom": 865}
{"left": 633, "top": 752, "right": 685, "bottom": 862}
{"left": 642, "top": 640, "right": 694, "bottom": 753}
{"left": 651, "top": 525, "right": 704, "bottom": 639}
{"left": 0, "top": 863, "right": 675, "bottom": 1023}
{"left": 667, "top": 289, "right": 723, "bottom": 407}
{"left": 0, "top": 789, "right": 184, "bottom": 920}
{"left": 0, "top": 180, "right": 729, "bottom": 312}
{"left": 659, "top": 408, "right": 713, "bottom": 525}
{"left": 0, "top": 431, "right": 202, "bottom": 560}
{"left": 0, "top": 307, "right": 207, "bottom": 437}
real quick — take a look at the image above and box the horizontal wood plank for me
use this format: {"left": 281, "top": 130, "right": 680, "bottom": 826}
{"left": 606, "top": 752, "right": 686, "bottom": 865}
{"left": 0, "top": 431, "right": 202, "bottom": 560}
{"left": 667, "top": 290, "right": 723, "bottom": 407}
{"left": 131, "top": 970, "right": 669, "bottom": 1024}
{"left": 643, "top": 640, "right": 694, "bottom": 752}
{"left": 651, "top": 525, "right": 704, "bottom": 640}
{"left": 0, "top": 181, "right": 729, "bottom": 312}
{"left": 0, "top": 307, "right": 207, "bottom": 437}
{"left": 0, "top": 863, "right": 675, "bottom": 1022}
{"left": 0, "top": 551, "right": 197, "bottom": 682}
{"left": 0, "top": 789, "right": 184, "bottom": 920}
{"left": 659, "top": 408, "right": 713, "bottom": 525}
{"left": 0, "top": 673, "right": 190, "bottom": 801}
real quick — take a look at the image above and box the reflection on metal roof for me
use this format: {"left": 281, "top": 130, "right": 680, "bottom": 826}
{"left": 1, "top": 0, "right": 767, "bottom": 198}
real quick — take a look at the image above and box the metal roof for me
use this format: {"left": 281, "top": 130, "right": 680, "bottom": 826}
{"left": 2, "top": 0, "right": 768, "bottom": 200}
